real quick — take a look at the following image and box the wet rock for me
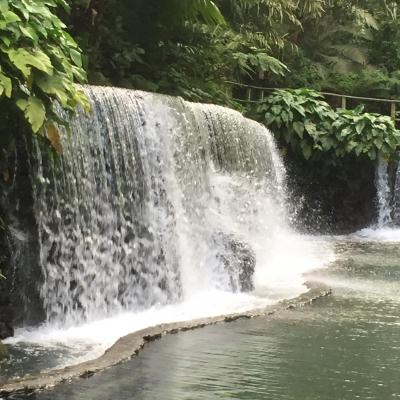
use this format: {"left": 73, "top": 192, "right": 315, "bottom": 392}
{"left": 0, "top": 276, "right": 14, "bottom": 339}
{"left": 214, "top": 232, "right": 256, "bottom": 292}
{"left": 0, "top": 340, "right": 8, "bottom": 361}
{"left": 0, "top": 306, "right": 13, "bottom": 322}
{"left": 0, "top": 133, "right": 46, "bottom": 332}
{"left": 285, "top": 153, "right": 376, "bottom": 234}
{"left": 0, "top": 321, "right": 13, "bottom": 340}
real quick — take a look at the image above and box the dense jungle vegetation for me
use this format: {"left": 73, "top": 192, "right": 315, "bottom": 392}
{"left": 1, "top": 0, "right": 400, "bottom": 167}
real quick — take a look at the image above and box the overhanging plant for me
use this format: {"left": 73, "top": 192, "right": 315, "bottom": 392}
{"left": 0, "top": 0, "right": 89, "bottom": 153}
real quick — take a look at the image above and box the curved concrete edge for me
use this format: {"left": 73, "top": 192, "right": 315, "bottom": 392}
{"left": 0, "top": 284, "right": 332, "bottom": 397}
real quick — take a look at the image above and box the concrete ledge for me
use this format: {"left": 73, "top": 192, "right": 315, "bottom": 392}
{"left": 0, "top": 285, "right": 332, "bottom": 397}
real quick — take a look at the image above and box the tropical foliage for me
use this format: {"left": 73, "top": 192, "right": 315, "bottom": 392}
{"left": 61, "top": 0, "right": 325, "bottom": 101}
{"left": 1, "top": 0, "right": 400, "bottom": 161}
{"left": 0, "top": 0, "right": 88, "bottom": 154}
{"left": 255, "top": 89, "right": 400, "bottom": 161}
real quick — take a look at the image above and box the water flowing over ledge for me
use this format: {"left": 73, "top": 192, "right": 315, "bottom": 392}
{"left": 33, "top": 86, "right": 295, "bottom": 324}
{"left": 2, "top": 86, "right": 334, "bottom": 384}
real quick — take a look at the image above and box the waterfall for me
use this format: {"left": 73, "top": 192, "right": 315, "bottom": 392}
{"left": 2, "top": 76, "right": 397, "bottom": 394}
{"left": 1, "top": 85, "right": 337, "bottom": 369}
{"left": 392, "top": 162, "right": 400, "bottom": 224}
{"left": 373, "top": 157, "right": 400, "bottom": 228}
{"left": 375, "top": 159, "right": 393, "bottom": 227}
{"left": 26, "top": 86, "right": 326, "bottom": 330}
{"left": 352, "top": 158, "right": 400, "bottom": 240}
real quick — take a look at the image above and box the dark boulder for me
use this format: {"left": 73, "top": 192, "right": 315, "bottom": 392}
{"left": 213, "top": 232, "right": 256, "bottom": 292}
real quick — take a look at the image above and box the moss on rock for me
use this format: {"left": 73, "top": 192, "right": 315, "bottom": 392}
{"left": 0, "top": 339, "right": 8, "bottom": 361}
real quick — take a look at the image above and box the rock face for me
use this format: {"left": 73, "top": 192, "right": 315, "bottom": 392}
{"left": 0, "top": 304, "right": 13, "bottom": 340}
{"left": 214, "top": 232, "right": 256, "bottom": 292}
{"left": 0, "top": 133, "right": 46, "bottom": 339}
{"left": 285, "top": 152, "right": 376, "bottom": 234}
{"left": 0, "top": 219, "right": 14, "bottom": 339}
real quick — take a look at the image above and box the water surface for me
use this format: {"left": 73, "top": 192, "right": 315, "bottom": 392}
{"left": 6, "top": 240, "right": 400, "bottom": 400}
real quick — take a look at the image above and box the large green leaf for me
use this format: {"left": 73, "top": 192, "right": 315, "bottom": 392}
{"left": 35, "top": 74, "right": 69, "bottom": 107}
{"left": 0, "top": 72, "right": 11, "bottom": 97}
{"left": 20, "top": 25, "right": 39, "bottom": 43}
{"left": 6, "top": 48, "right": 53, "bottom": 77}
{"left": 355, "top": 121, "right": 365, "bottom": 135}
{"left": 293, "top": 121, "right": 304, "bottom": 138}
{"left": 2, "top": 10, "right": 20, "bottom": 23}
{"left": 17, "top": 96, "right": 46, "bottom": 133}
{"left": 70, "top": 48, "right": 82, "bottom": 68}
{"left": 301, "top": 142, "right": 312, "bottom": 160}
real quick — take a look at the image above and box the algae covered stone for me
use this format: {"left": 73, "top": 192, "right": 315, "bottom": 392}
{"left": 0, "top": 339, "right": 8, "bottom": 361}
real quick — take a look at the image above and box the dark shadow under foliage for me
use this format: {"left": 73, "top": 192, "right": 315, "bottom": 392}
{"left": 286, "top": 152, "right": 376, "bottom": 234}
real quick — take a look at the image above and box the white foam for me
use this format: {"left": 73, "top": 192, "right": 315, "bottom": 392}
{"left": 352, "top": 226, "right": 400, "bottom": 241}
{"left": 6, "top": 234, "right": 334, "bottom": 368}
{"left": 6, "top": 292, "right": 272, "bottom": 367}
{"left": 254, "top": 234, "right": 335, "bottom": 299}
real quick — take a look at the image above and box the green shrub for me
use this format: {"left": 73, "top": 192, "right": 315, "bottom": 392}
{"left": 255, "top": 88, "right": 400, "bottom": 161}
{"left": 332, "top": 106, "right": 399, "bottom": 160}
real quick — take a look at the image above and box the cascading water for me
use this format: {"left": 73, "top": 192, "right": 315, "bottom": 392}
{"left": 375, "top": 158, "right": 393, "bottom": 227}
{"left": 5, "top": 86, "right": 332, "bottom": 368}
{"left": 357, "top": 158, "right": 400, "bottom": 240}
{"left": 33, "top": 86, "right": 293, "bottom": 326}
{"left": 35, "top": 88, "right": 185, "bottom": 325}
{"left": 392, "top": 161, "right": 400, "bottom": 224}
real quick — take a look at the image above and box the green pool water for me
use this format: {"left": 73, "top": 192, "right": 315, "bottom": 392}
{"left": 7, "top": 240, "right": 400, "bottom": 400}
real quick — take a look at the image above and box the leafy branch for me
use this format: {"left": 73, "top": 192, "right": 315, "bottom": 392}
{"left": 0, "top": 0, "right": 89, "bottom": 151}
